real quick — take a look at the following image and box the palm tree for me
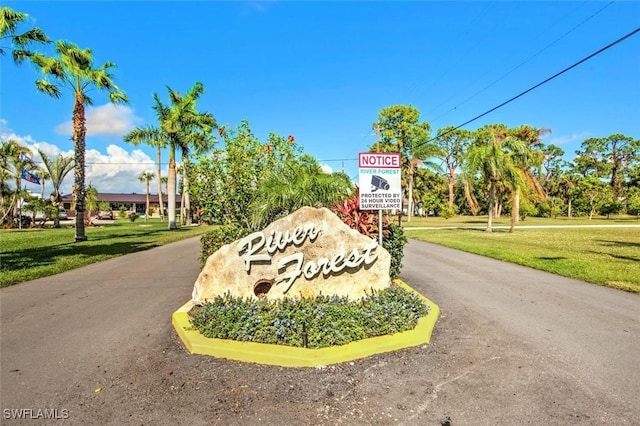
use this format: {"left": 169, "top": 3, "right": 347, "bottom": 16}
{"left": 250, "top": 157, "right": 353, "bottom": 230}
{"left": 0, "top": 139, "right": 35, "bottom": 225}
{"left": 508, "top": 125, "right": 548, "bottom": 231}
{"left": 178, "top": 129, "right": 216, "bottom": 226}
{"left": 124, "top": 128, "right": 166, "bottom": 222}
{"left": 462, "top": 125, "right": 526, "bottom": 232}
{"left": 0, "top": 6, "right": 50, "bottom": 63}
{"left": 31, "top": 40, "right": 127, "bottom": 241}
{"left": 125, "top": 82, "right": 214, "bottom": 229}
{"left": 37, "top": 149, "right": 74, "bottom": 228}
{"left": 139, "top": 171, "right": 154, "bottom": 223}
{"left": 84, "top": 183, "right": 98, "bottom": 223}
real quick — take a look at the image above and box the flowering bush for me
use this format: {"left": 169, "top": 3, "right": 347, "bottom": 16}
{"left": 189, "top": 284, "right": 429, "bottom": 349}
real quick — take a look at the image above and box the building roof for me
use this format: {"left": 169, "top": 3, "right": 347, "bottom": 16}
{"left": 61, "top": 193, "right": 181, "bottom": 204}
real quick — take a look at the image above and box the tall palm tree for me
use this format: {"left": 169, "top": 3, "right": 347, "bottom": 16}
{"left": 37, "top": 149, "right": 74, "bottom": 228}
{"left": 125, "top": 82, "right": 214, "bottom": 229}
{"left": 508, "top": 125, "right": 548, "bottom": 231}
{"left": 0, "top": 6, "right": 50, "bottom": 63}
{"left": 462, "top": 125, "right": 526, "bottom": 232}
{"left": 124, "top": 128, "right": 166, "bottom": 222}
{"left": 138, "top": 171, "right": 154, "bottom": 223}
{"left": 31, "top": 40, "right": 127, "bottom": 241}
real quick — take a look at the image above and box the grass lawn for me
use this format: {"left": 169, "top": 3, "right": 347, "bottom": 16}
{"left": 0, "top": 219, "right": 216, "bottom": 288}
{"left": 404, "top": 217, "right": 640, "bottom": 293}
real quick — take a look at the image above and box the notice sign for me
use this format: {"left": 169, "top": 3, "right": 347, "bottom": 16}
{"left": 358, "top": 152, "right": 402, "bottom": 210}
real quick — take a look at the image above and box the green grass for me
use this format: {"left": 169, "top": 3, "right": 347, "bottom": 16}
{"left": 399, "top": 214, "right": 640, "bottom": 228}
{"left": 0, "top": 219, "right": 216, "bottom": 287}
{"left": 405, "top": 222, "right": 640, "bottom": 293}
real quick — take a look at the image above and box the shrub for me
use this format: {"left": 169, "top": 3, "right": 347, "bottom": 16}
{"left": 439, "top": 204, "right": 458, "bottom": 219}
{"left": 331, "top": 191, "right": 388, "bottom": 240}
{"left": 189, "top": 284, "right": 429, "bottom": 349}
{"left": 332, "top": 191, "right": 406, "bottom": 278}
{"left": 129, "top": 212, "right": 139, "bottom": 222}
{"left": 118, "top": 206, "right": 127, "bottom": 219}
{"left": 200, "top": 225, "right": 249, "bottom": 268}
{"left": 383, "top": 223, "right": 407, "bottom": 279}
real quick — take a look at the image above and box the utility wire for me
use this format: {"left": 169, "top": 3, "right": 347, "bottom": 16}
{"left": 430, "top": 1, "right": 615, "bottom": 125}
{"left": 417, "top": 26, "right": 640, "bottom": 150}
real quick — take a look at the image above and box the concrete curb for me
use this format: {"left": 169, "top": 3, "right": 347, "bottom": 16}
{"left": 172, "top": 279, "right": 440, "bottom": 367}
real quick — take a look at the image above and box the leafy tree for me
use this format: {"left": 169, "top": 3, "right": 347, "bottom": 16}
{"left": 37, "top": 149, "right": 74, "bottom": 228}
{"left": 178, "top": 128, "right": 216, "bottom": 225}
{"left": 576, "top": 177, "right": 610, "bottom": 220}
{"left": 433, "top": 126, "right": 473, "bottom": 209}
{"left": 540, "top": 143, "right": 566, "bottom": 187}
{"left": 0, "top": 6, "right": 50, "bottom": 64}
{"left": 125, "top": 82, "right": 214, "bottom": 229}
{"left": 190, "top": 121, "right": 302, "bottom": 229}
{"left": 138, "top": 171, "right": 154, "bottom": 222}
{"left": 372, "top": 105, "right": 432, "bottom": 222}
{"left": 574, "top": 134, "right": 639, "bottom": 197}
{"left": 31, "top": 41, "right": 127, "bottom": 241}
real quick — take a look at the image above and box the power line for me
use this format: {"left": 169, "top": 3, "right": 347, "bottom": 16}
{"left": 417, "top": 26, "right": 640, "bottom": 149}
{"left": 430, "top": 1, "right": 616, "bottom": 125}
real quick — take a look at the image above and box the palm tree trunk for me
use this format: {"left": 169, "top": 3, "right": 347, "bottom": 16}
{"left": 567, "top": 195, "right": 573, "bottom": 218}
{"left": 72, "top": 93, "right": 87, "bottom": 242}
{"left": 145, "top": 179, "right": 150, "bottom": 223}
{"left": 510, "top": 187, "right": 520, "bottom": 233}
{"left": 487, "top": 180, "right": 495, "bottom": 232}
{"left": 183, "top": 161, "right": 192, "bottom": 226}
{"left": 156, "top": 147, "right": 164, "bottom": 221}
{"left": 167, "top": 148, "right": 177, "bottom": 230}
{"left": 448, "top": 173, "right": 455, "bottom": 208}
{"left": 407, "top": 163, "right": 414, "bottom": 223}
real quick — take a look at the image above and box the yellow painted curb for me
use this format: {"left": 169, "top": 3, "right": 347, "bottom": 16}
{"left": 172, "top": 279, "right": 440, "bottom": 367}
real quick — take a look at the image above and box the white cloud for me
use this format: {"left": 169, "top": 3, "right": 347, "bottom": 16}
{"left": 55, "top": 104, "right": 142, "bottom": 136}
{"left": 548, "top": 132, "right": 591, "bottom": 146}
{"left": 320, "top": 163, "right": 334, "bottom": 174}
{"left": 2, "top": 121, "right": 156, "bottom": 195}
{"left": 83, "top": 145, "right": 155, "bottom": 194}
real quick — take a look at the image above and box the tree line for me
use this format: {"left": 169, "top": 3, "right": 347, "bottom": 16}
{"left": 373, "top": 105, "right": 639, "bottom": 231}
{"left": 2, "top": 6, "right": 638, "bottom": 239}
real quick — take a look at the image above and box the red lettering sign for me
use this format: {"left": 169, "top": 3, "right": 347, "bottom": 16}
{"left": 358, "top": 152, "right": 401, "bottom": 168}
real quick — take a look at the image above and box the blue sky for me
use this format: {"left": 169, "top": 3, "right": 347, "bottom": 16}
{"left": 2, "top": 1, "right": 639, "bottom": 195}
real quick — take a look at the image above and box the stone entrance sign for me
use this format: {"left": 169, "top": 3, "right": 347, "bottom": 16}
{"left": 192, "top": 207, "right": 391, "bottom": 304}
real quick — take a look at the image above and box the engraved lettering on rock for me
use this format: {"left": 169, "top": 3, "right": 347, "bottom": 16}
{"left": 236, "top": 222, "right": 379, "bottom": 294}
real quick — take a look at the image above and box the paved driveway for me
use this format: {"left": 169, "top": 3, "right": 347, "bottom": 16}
{"left": 1, "top": 237, "right": 639, "bottom": 425}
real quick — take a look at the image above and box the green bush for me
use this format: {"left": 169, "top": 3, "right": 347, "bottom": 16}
{"left": 189, "top": 284, "right": 429, "bottom": 348}
{"left": 118, "top": 206, "right": 127, "bottom": 219}
{"left": 439, "top": 204, "right": 458, "bottom": 219}
{"left": 200, "top": 225, "right": 249, "bottom": 268}
{"left": 383, "top": 223, "right": 407, "bottom": 279}
{"left": 129, "top": 212, "right": 139, "bottom": 222}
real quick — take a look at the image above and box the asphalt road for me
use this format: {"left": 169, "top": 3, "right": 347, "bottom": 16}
{"left": 1, "top": 237, "right": 639, "bottom": 425}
